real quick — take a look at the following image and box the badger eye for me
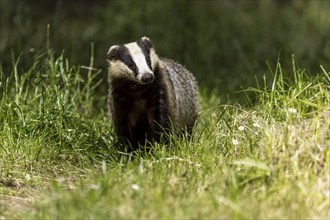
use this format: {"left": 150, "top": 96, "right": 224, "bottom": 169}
{"left": 128, "top": 62, "right": 135, "bottom": 70}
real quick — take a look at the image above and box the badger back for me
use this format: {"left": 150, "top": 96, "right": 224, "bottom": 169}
{"left": 160, "top": 58, "right": 200, "bottom": 133}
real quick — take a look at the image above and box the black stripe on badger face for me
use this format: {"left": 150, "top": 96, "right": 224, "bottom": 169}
{"left": 107, "top": 45, "right": 138, "bottom": 77}
{"left": 137, "top": 37, "right": 152, "bottom": 70}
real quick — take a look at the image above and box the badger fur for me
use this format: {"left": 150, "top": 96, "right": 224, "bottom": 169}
{"left": 107, "top": 36, "right": 199, "bottom": 150}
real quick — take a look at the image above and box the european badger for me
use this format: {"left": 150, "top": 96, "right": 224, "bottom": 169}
{"left": 107, "top": 36, "right": 199, "bottom": 150}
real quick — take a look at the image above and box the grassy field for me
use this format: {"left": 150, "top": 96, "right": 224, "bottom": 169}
{"left": 0, "top": 51, "right": 329, "bottom": 219}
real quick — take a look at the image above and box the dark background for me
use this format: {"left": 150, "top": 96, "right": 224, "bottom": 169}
{"left": 0, "top": 0, "right": 329, "bottom": 104}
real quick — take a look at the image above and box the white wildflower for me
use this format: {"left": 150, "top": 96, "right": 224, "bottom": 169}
{"left": 232, "top": 139, "right": 239, "bottom": 146}
{"left": 89, "top": 184, "right": 100, "bottom": 190}
{"left": 253, "top": 123, "right": 261, "bottom": 128}
{"left": 288, "top": 108, "right": 297, "bottom": 114}
{"left": 238, "top": 126, "right": 245, "bottom": 131}
{"left": 131, "top": 184, "right": 140, "bottom": 191}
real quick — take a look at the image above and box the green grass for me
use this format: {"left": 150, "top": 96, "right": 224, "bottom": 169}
{"left": 0, "top": 52, "right": 329, "bottom": 219}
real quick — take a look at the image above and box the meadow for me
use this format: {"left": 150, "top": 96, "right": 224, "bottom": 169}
{"left": 0, "top": 1, "right": 329, "bottom": 219}
{"left": 0, "top": 49, "right": 329, "bottom": 219}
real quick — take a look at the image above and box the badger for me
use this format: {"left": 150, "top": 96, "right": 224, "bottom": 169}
{"left": 106, "top": 36, "right": 199, "bottom": 150}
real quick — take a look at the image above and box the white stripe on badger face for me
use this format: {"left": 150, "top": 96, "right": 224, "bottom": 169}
{"left": 125, "top": 42, "right": 153, "bottom": 81}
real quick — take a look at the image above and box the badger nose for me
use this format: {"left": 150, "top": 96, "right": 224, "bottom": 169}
{"left": 141, "top": 73, "right": 154, "bottom": 83}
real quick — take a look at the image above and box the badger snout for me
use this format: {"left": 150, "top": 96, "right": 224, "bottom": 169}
{"left": 141, "top": 73, "right": 154, "bottom": 83}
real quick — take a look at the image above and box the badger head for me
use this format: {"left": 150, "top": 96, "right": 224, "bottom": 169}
{"left": 107, "top": 36, "right": 160, "bottom": 84}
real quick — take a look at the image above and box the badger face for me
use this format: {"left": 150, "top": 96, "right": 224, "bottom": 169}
{"left": 107, "top": 37, "right": 159, "bottom": 84}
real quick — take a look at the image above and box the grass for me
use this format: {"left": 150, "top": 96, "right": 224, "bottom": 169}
{"left": 0, "top": 51, "right": 329, "bottom": 219}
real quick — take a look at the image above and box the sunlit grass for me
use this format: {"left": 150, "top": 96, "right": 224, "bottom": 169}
{"left": 0, "top": 52, "right": 329, "bottom": 218}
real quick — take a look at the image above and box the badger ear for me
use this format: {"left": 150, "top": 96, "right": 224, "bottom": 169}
{"left": 107, "top": 45, "right": 119, "bottom": 60}
{"left": 141, "top": 36, "right": 153, "bottom": 48}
